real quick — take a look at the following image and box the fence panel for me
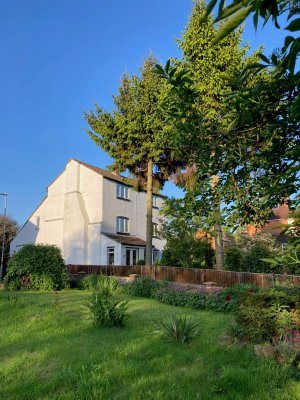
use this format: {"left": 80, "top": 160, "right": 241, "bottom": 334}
{"left": 68, "top": 264, "right": 300, "bottom": 288}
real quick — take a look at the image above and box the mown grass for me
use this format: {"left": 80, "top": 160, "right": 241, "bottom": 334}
{"left": 0, "top": 289, "right": 299, "bottom": 400}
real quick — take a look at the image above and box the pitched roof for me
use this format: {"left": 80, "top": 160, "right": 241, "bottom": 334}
{"left": 102, "top": 233, "right": 154, "bottom": 247}
{"left": 73, "top": 159, "right": 165, "bottom": 198}
{"left": 75, "top": 159, "right": 132, "bottom": 185}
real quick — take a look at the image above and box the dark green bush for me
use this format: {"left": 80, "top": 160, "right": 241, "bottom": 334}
{"left": 88, "top": 289, "right": 128, "bottom": 327}
{"left": 4, "top": 244, "right": 69, "bottom": 291}
{"left": 243, "top": 243, "right": 283, "bottom": 274}
{"left": 123, "top": 276, "right": 165, "bottom": 298}
{"left": 154, "top": 288, "right": 208, "bottom": 309}
{"left": 235, "top": 285, "right": 300, "bottom": 343}
{"left": 224, "top": 246, "right": 244, "bottom": 271}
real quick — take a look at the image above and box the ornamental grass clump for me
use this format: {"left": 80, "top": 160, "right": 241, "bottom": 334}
{"left": 88, "top": 289, "right": 128, "bottom": 328}
{"left": 153, "top": 314, "right": 200, "bottom": 344}
{"left": 80, "top": 274, "right": 119, "bottom": 293}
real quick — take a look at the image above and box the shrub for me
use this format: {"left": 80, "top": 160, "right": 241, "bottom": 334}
{"left": 153, "top": 314, "right": 200, "bottom": 344}
{"left": 80, "top": 274, "right": 118, "bottom": 293}
{"left": 274, "top": 330, "right": 300, "bottom": 367}
{"left": 88, "top": 290, "right": 128, "bottom": 327}
{"left": 235, "top": 285, "right": 300, "bottom": 343}
{"left": 4, "top": 244, "right": 69, "bottom": 291}
{"left": 125, "top": 276, "right": 164, "bottom": 298}
{"left": 243, "top": 243, "right": 283, "bottom": 274}
{"left": 224, "top": 246, "right": 244, "bottom": 271}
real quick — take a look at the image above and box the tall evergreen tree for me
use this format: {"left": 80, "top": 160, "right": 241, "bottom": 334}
{"left": 157, "top": 1, "right": 261, "bottom": 269}
{"left": 85, "top": 55, "right": 182, "bottom": 266}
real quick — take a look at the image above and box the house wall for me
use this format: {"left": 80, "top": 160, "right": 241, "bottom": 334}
{"left": 11, "top": 159, "right": 165, "bottom": 264}
{"left": 101, "top": 178, "right": 165, "bottom": 252}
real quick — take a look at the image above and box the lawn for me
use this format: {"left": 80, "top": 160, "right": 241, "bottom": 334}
{"left": 0, "top": 289, "right": 299, "bottom": 400}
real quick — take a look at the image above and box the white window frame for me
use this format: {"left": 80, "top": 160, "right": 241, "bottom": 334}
{"left": 152, "top": 222, "right": 159, "bottom": 237}
{"left": 152, "top": 195, "right": 159, "bottom": 208}
{"left": 117, "top": 184, "right": 130, "bottom": 200}
{"left": 116, "top": 216, "right": 129, "bottom": 234}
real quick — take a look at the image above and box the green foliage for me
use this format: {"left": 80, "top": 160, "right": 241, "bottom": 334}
{"left": 85, "top": 54, "right": 183, "bottom": 266}
{"left": 154, "top": 283, "right": 258, "bottom": 313}
{"left": 235, "top": 285, "right": 300, "bottom": 343}
{"left": 224, "top": 233, "right": 282, "bottom": 273}
{"left": 243, "top": 243, "right": 283, "bottom": 273}
{"left": 224, "top": 246, "right": 243, "bottom": 271}
{"left": 274, "top": 331, "right": 300, "bottom": 367}
{"left": 122, "top": 276, "right": 165, "bottom": 298}
{"left": 160, "top": 199, "right": 215, "bottom": 268}
{"left": 158, "top": 1, "right": 300, "bottom": 230}
{"left": 200, "top": 0, "right": 300, "bottom": 212}
{"left": 4, "top": 244, "right": 69, "bottom": 291}
{"left": 88, "top": 289, "right": 128, "bottom": 328}
{"left": 0, "top": 214, "right": 19, "bottom": 258}
{"left": 80, "top": 274, "right": 118, "bottom": 293}
{"left": 153, "top": 314, "right": 200, "bottom": 344}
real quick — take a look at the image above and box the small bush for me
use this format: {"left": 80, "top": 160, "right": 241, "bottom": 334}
{"left": 88, "top": 290, "right": 128, "bottom": 328}
{"left": 274, "top": 330, "right": 300, "bottom": 367}
{"left": 224, "top": 247, "right": 244, "bottom": 271}
{"left": 153, "top": 314, "right": 199, "bottom": 344}
{"left": 80, "top": 274, "right": 118, "bottom": 293}
{"left": 4, "top": 244, "right": 69, "bottom": 291}
{"left": 235, "top": 285, "right": 300, "bottom": 343}
{"left": 243, "top": 243, "right": 283, "bottom": 274}
{"left": 125, "top": 276, "right": 164, "bottom": 298}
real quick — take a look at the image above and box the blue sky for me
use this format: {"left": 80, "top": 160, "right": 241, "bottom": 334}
{"left": 0, "top": 0, "right": 287, "bottom": 225}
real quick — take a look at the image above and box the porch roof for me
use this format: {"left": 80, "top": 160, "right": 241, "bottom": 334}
{"left": 102, "top": 233, "right": 149, "bottom": 247}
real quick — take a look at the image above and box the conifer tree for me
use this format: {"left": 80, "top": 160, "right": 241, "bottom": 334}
{"left": 157, "top": 1, "right": 261, "bottom": 269}
{"left": 85, "top": 55, "right": 182, "bottom": 266}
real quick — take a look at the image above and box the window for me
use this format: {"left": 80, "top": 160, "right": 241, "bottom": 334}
{"left": 152, "top": 195, "right": 159, "bottom": 208}
{"left": 152, "top": 223, "right": 159, "bottom": 237}
{"left": 117, "top": 216, "right": 129, "bottom": 234}
{"left": 117, "top": 184, "right": 129, "bottom": 200}
{"left": 153, "top": 250, "right": 160, "bottom": 262}
{"left": 107, "top": 247, "right": 115, "bottom": 265}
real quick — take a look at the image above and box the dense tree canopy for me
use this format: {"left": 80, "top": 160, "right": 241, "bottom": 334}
{"left": 0, "top": 214, "right": 19, "bottom": 258}
{"left": 85, "top": 55, "right": 182, "bottom": 266}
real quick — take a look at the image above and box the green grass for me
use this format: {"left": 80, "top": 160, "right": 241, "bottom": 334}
{"left": 0, "top": 289, "right": 299, "bottom": 400}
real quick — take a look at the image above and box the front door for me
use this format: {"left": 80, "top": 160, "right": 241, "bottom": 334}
{"left": 125, "top": 248, "right": 138, "bottom": 266}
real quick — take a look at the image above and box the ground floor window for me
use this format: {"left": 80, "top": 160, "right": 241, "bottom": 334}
{"left": 107, "top": 247, "right": 115, "bottom": 265}
{"left": 125, "top": 248, "right": 138, "bottom": 266}
{"left": 153, "top": 249, "right": 160, "bottom": 263}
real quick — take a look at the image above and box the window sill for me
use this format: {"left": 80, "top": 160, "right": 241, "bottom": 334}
{"left": 116, "top": 232, "right": 130, "bottom": 235}
{"left": 117, "top": 197, "right": 130, "bottom": 202}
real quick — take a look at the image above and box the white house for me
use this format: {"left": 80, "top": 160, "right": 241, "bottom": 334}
{"left": 10, "top": 159, "right": 165, "bottom": 265}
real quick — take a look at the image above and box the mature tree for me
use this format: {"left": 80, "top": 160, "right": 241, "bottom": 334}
{"left": 160, "top": 199, "right": 215, "bottom": 268}
{"left": 199, "top": 0, "right": 300, "bottom": 202}
{"left": 157, "top": 1, "right": 261, "bottom": 269}
{"left": 0, "top": 214, "right": 19, "bottom": 258}
{"left": 85, "top": 55, "right": 182, "bottom": 266}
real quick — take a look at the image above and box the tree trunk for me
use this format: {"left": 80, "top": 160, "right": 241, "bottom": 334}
{"left": 214, "top": 213, "right": 224, "bottom": 270}
{"left": 211, "top": 175, "right": 224, "bottom": 270}
{"left": 145, "top": 160, "right": 153, "bottom": 266}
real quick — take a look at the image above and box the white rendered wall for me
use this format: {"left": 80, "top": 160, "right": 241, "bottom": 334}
{"left": 101, "top": 178, "right": 165, "bottom": 252}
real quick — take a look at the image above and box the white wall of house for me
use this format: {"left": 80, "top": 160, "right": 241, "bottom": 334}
{"left": 10, "top": 159, "right": 165, "bottom": 265}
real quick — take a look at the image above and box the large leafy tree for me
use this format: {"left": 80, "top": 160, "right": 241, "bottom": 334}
{"left": 85, "top": 55, "right": 182, "bottom": 266}
{"left": 0, "top": 214, "right": 19, "bottom": 258}
{"left": 199, "top": 0, "right": 300, "bottom": 203}
{"left": 157, "top": 1, "right": 261, "bottom": 269}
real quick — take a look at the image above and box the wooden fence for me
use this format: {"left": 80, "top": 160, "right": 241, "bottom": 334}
{"left": 68, "top": 264, "right": 300, "bottom": 288}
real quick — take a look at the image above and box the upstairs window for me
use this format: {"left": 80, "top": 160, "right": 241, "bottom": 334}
{"left": 152, "top": 195, "right": 159, "bottom": 208}
{"left": 117, "top": 184, "right": 129, "bottom": 200}
{"left": 152, "top": 223, "right": 159, "bottom": 237}
{"left": 117, "top": 216, "right": 129, "bottom": 234}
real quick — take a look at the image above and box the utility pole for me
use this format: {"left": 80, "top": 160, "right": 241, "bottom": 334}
{"left": 0, "top": 193, "right": 7, "bottom": 282}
